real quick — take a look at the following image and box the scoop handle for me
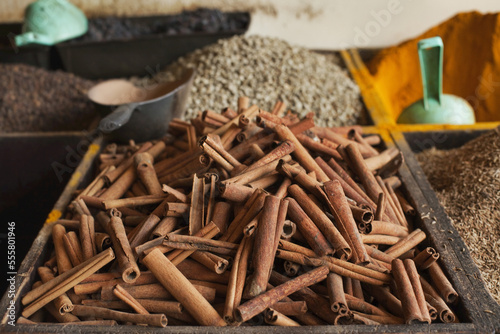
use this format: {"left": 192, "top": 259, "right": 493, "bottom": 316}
{"left": 15, "top": 32, "right": 54, "bottom": 46}
{"left": 418, "top": 37, "right": 443, "bottom": 110}
{"left": 98, "top": 103, "right": 137, "bottom": 133}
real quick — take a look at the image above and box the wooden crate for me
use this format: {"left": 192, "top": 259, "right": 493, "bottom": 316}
{"left": 389, "top": 128, "right": 500, "bottom": 333}
{"left": 1, "top": 128, "right": 499, "bottom": 333}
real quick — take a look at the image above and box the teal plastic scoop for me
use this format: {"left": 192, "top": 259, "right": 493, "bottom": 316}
{"left": 397, "top": 37, "right": 475, "bottom": 124}
{"left": 15, "top": 0, "right": 87, "bottom": 47}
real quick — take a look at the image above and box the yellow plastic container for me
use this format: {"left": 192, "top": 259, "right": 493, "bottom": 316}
{"left": 341, "top": 49, "right": 500, "bottom": 133}
{"left": 352, "top": 12, "right": 500, "bottom": 128}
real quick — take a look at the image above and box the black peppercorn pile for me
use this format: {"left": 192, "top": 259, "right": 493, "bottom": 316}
{"left": 0, "top": 64, "right": 97, "bottom": 132}
{"left": 76, "top": 9, "right": 250, "bottom": 42}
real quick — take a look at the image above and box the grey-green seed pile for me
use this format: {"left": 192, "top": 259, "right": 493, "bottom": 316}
{"left": 417, "top": 128, "right": 500, "bottom": 303}
{"left": 136, "top": 35, "right": 364, "bottom": 126}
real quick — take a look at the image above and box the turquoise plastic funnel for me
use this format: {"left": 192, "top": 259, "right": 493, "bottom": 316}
{"left": 15, "top": 0, "right": 87, "bottom": 47}
{"left": 397, "top": 37, "right": 475, "bottom": 124}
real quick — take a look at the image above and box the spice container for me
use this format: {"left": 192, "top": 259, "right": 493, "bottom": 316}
{"left": 56, "top": 10, "right": 250, "bottom": 79}
{"left": 395, "top": 128, "right": 500, "bottom": 306}
{"left": 1, "top": 103, "right": 499, "bottom": 332}
{"left": 0, "top": 132, "right": 88, "bottom": 296}
{"left": 368, "top": 12, "right": 500, "bottom": 125}
{"left": 0, "top": 23, "right": 52, "bottom": 69}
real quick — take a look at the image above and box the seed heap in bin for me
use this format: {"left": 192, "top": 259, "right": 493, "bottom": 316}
{"left": 19, "top": 98, "right": 460, "bottom": 327}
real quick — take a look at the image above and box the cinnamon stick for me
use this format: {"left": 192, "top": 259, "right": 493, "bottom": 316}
{"left": 271, "top": 301, "right": 307, "bottom": 316}
{"left": 211, "top": 201, "right": 232, "bottom": 234}
{"left": 237, "top": 96, "right": 250, "bottom": 114}
{"left": 79, "top": 214, "right": 96, "bottom": 261}
{"left": 403, "top": 259, "right": 431, "bottom": 323}
{"left": 361, "top": 234, "right": 401, "bottom": 245}
{"left": 420, "top": 277, "right": 456, "bottom": 323}
{"left": 37, "top": 267, "right": 74, "bottom": 315}
{"left": 52, "top": 224, "right": 73, "bottom": 274}
{"left": 427, "top": 262, "right": 458, "bottom": 304}
{"left": 104, "top": 142, "right": 153, "bottom": 184}
{"left": 323, "top": 180, "right": 370, "bottom": 264}
{"left": 374, "top": 192, "right": 386, "bottom": 221}
{"left": 101, "top": 283, "right": 215, "bottom": 303}
{"left": 82, "top": 299, "right": 183, "bottom": 315}
{"left": 72, "top": 305, "right": 167, "bottom": 327}
{"left": 327, "top": 273, "right": 349, "bottom": 315}
{"left": 391, "top": 259, "right": 427, "bottom": 324}
{"left": 191, "top": 251, "right": 229, "bottom": 274}
{"left": 345, "top": 143, "right": 383, "bottom": 203}
{"left": 102, "top": 194, "right": 166, "bottom": 210}
{"left": 385, "top": 229, "right": 426, "bottom": 258}
{"left": 235, "top": 266, "right": 329, "bottom": 322}
{"left": 274, "top": 124, "right": 329, "bottom": 182}
{"left": 224, "top": 235, "right": 247, "bottom": 321}
{"left": 222, "top": 189, "right": 267, "bottom": 243}
{"left": 264, "top": 308, "right": 300, "bottom": 326}
{"left": 245, "top": 195, "right": 281, "bottom": 297}
{"left": 244, "top": 140, "right": 295, "bottom": 173}
{"left": 151, "top": 217, "right": 178, "bottom": 238}
{"left": 296, "top": 133, "right": 342, "bottom": 160}
{"left": 269, "top": 271, "right": 351, "bottom": 325}
{"left": 288, "top": 184, "right": 350, "bottom": 259}
{"left": 135, "top": 152, "right": 163, "bottom": 195}
{"left": 365, "top": 285, "right": 404, "bottom": 318}
{"left": 316, "top": 157, "right": 373, "bottom": 210}
{"left": 142, "top": 248, "right": 226, "bottom": 326}
{"left": 100, "top": 167, "right": 136, "bottom": 201}
{"left": 413, "top": 247, "right": 439, "bottom": 270}
{"left": 74, "top": 272, "right": 157, "bottom": 295}
{"left": 234, "top": 235, "right": 254, "bottom": 309}
{"left": 113, "top": 284, "right": 149, "bottom": 315}
{"left": 62, "top": 231, "right": 83, "bottom": 266}
{"left": 128, "top": 214, "right": 161, "bottom": 249}
{"left": 369, "top": 220, "right": 409, "bottom": 237}
{"left": 95, "top": 232, "right": 111, "bottom": 252}
{"left": 276, "top": 249, "right": 388, "bottom": 285}
{"left": 189, "top": 174, "right": 205, "bottom": 235}
{"left": 22, "top": 248, "right": 115, "bottom": 318}
{"left": 107, "top": 209, "right": 140, "bottom": 283}
{"left": 218, "top": 182, "right": 255, "bottom": 202}
{"left": 286, "top": 198, "right": 334, "bottom": 257}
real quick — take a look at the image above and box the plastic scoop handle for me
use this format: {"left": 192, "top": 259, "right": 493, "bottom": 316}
{"left": 418, "top": 37, "right": 443, "bottom": 110}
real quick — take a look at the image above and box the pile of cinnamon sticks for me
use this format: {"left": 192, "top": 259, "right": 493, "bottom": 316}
{"left": 19, "top": 98, "right": 459, "bottom": 327}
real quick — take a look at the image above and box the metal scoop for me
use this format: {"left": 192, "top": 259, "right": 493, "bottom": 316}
{"left": 88, "top": 68, "right": 195, "bottom": 142}
{"left": 398, "top": 37, "right": 475, "bottom": 124}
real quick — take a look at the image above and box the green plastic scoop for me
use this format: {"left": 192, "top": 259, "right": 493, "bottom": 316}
{"left": 15, "top": 0, "right": 87, "bottom": 47}
{"left": 397, "top": 36, "right": 475, "bottom": 124}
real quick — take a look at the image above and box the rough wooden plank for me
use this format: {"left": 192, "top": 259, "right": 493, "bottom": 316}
{"left": 45, "top": 135, "right": 103, "bottom": 224}
{"left": 0, "top": 323, "right": 481, "bottom": 333}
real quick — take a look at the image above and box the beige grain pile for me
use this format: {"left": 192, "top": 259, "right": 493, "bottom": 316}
{"left": 417, "top": 128, "right": 500, "bottom": 304}
{"left": 135, "top": 35, "right": 364, "bottom": 127}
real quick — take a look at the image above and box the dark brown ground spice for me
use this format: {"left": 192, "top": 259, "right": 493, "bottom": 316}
{"left": 0, "top": 64, "right": 97, "bottom": 132}
{"left": 76, "top": 9, "right": 250, "bottom": 42}
{"left": 417, "top": 128, "right": 500, "bottom": 303}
